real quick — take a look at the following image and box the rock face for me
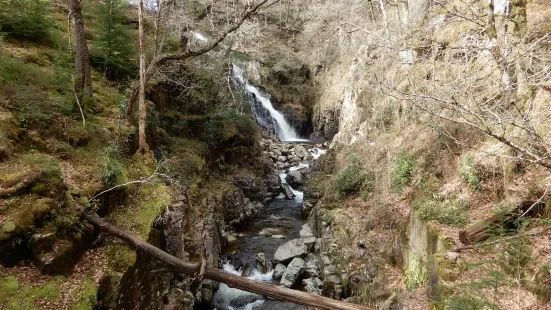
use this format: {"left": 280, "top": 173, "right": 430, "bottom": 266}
{"left": 274, "top": 238, "right": 308, "bottom": 264}
{"left": 280, "top": 257, "right": 305, "bottom": 288}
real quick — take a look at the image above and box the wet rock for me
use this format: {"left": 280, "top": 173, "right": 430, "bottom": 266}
{"left": 229, "top": 294, "right": 264, "bottom": 308}
{"left": 227, "top": 234, "right": 237, "bottom": 243}
{"left": 303, "top": 277, "right": 323, "bottom": 295}
{"left": 281, "top": 183, "right": 295, "bottom": 200}
{"left": 258, "top": 227, "right": 281, "bottom": 236}
{"left": 304, "top": 253, "right": 320, "bottom": 278}
{"left": 293, "top": 145, "right": 309, "bottom": 159}
{"left": 299, "top": 223, "right": 314, "bottom": 238}
{"left": 280, "top": 257, "right": 305, "bottom": 288}
{"left": 274, "top": 263, "right": 286, "bottom": 280}
{"left": 274, "top": 238, "right": 308, "bottom": 264}
{"left": 286, "top": 170, "right": 304, "bottom": 188}
{"left": 256, "top": 252, "right": 268, "bottom": 273}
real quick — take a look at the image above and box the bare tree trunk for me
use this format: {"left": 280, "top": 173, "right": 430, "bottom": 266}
{"left": 84, "top": 214, "right": 374, "bottom": 310}
{"left": 71, "top": 0, "right": 92, "bottom": 94}
{"left": 154, "top": 0, "right": 162, "bottom": 56}
{"left": 138, "top": 0, "right": 148, "bottom": 152}
{"left": 126, "top": 0, "right": 275, "bottom": 118}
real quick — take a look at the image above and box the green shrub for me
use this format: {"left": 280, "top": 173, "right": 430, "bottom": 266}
{"left": 0, "top": 0, "right": 53, "bottom": 42}
{"left": 413, "top": 197, "right": 469, "bottom": 227}
{"left": 460, "top": 154, "right": 482, "bottom": 191}
{"left": 203, "top": 111, "right": 258, "bottom": 149}
{"left": 335, "top": 155, "right": 362, "bottom": 194}
{"left": 393, "top": 149, "right": 416, "bottom": 193}
{"left": 101, "top": 147, "right": 125, "bottom": 187}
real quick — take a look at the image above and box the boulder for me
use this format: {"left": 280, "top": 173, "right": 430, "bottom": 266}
{"left": 303, "top": 277, "right": 323, "bottom": 295}
{"left": 302, "top": 236, "right": 317, "bottom": 251}
{"left": 280, "top": 257, "right": 305, "bottom": 288}
{"left": 258, "top": 227, "right": 281, "bottom": 236}
{"left": 274, "top": 263, "right": 286, "bottom": 280}
{"left": 265, "top": 174, "right": 280, "bottom": 192}
{"left": 299, "top": 224, "right": 314, "bottom": 238}
{"left": 304, "top": 253, "right": 320, "bottom": 278}
{"left": 293, "top": 145, "right": 309, "bottom": 159}
{"left": 286, "top": 170, "right": 304, "bottom": 188}
{"left": 274, "top": 238, "right": 308, "bottom": 264}
{"left": 256, "top": 252, "right": 268, "bottom": 273}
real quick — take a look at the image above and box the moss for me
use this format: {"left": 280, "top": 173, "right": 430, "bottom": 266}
{"left": 104, "top": 243, "right": 136, "bottom": 272}
{"left": 2, "top": 221, "right": 16, "bottom": 234}
{"left": 435, "top": 254, "right": 466, "bottom": 282}
{"left": 68, "top": 280, "right": 97, "bottom": 310}
{"left": 413, "top": 197, "right": 469, "bottom": 228}
{"left": 0, "top": 275, "right": 62, "bottom": 309}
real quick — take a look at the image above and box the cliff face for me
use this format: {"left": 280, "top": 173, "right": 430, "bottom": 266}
{"left": 280, "top": 0, "right": 551, "bottom": 308}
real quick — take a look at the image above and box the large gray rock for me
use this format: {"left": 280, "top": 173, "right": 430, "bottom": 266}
{"left": 299, "top": 224, "right": 313, "bottom": 238}
{"left": 303, "top": 277, "right": 323, "bottom": 295}
{"left": 286, "top": 170, "right": 304, "bottom": 188}
{"left": 274, "top": 239, "right": 308, "bottom": 264}
{"left": 294, "top": 145, "right": 309, "bottom": 158}
{"left": 280, "top": 257, "right": 305, "bottom": 288}
{"left": 274, "top": 263, "right": 286, "bottom": 280}
{"left": 304, "top": 253, "right": 320, "bottom": 278}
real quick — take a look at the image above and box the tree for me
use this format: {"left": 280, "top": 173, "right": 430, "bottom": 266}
{"left": 128, "top": 0, "right": 279, "bottom": 151}
{"left": 379, "top": 0, "right": 551, "bottom": 169}
{"left": 90, "top": 0, "right": 137, "bottom": 79}
{"left": 138, "top": 0, "right": 147, "bottom": 152}
{"left": 70, "top": 0, "right": 92, "bottom": 94}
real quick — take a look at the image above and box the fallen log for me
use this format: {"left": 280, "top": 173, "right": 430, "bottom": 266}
{"left": 458, "top": 201, "right": 543, "bottom": 245}
{"left": 453, "top": 225, "right": 551, "bottom": 252}
{"left": 84, "top": 214, "right": 373, "bottom": 310}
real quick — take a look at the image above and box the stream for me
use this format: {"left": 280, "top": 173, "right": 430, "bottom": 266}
{"left": 210, "top": 64, "right": 326, "bottom": 310}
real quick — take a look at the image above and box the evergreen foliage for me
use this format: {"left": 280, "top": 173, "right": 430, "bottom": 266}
{"left": 88, "top": 0, "right": 137, "bottom": 80}
{"left": 0, "top": 0, "right": 52, "bottom": 42}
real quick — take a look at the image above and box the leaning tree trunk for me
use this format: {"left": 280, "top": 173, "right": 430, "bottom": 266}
{"left": 137, "top": 0, "right": 148, "bottom": 152}
{"left": 71, "top": 0, "right": 92, "bottom": 94}
{"left": 83, "top": 215, "right": 374, "bottom": 310}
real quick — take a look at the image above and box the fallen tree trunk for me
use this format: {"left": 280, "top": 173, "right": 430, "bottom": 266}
{"left": 84, "top": 214, "right": 373, "bottom": 310}
{"left": 458, "top": 201, "right": 542, "bottom": 245}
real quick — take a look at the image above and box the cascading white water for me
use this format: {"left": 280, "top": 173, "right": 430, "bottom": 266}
{"left": 232, "top": 65, "right": 306, "bottom": 142}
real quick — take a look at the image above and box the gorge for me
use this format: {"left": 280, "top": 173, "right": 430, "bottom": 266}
{"left": 1, "top": 0, "right": 551, "bottom": 309}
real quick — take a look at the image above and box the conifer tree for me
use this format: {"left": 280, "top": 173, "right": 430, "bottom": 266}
{"left": 90, "top": 0, "right": 137, "bottom": 80}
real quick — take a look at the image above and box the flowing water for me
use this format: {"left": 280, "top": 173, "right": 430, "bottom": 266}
{"left": 232, "top": 65, "right": 307, "bottom": 143}
{"left": 212, "top": 66, "right": 326, "bottom": 309}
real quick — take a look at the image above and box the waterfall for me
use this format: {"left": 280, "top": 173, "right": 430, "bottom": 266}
{"left": 232, "top": 65, "right": 306, "bottom": 142}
